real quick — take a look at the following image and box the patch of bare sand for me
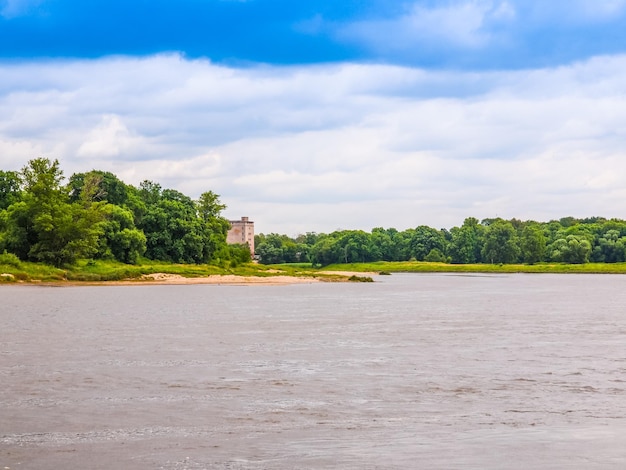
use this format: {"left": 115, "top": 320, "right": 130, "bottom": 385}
{"left": 13, "top": 272, "right": 365, "bottom": 287}
{"left": 78, "top": 273, "right": 323, "bottom": 286}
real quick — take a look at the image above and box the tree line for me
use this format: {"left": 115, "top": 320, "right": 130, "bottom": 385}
{"left": 0, "top": 158, "right": 251, "bottom": 267}
{"left": 4, "top": 159, "right": 626, "bottom": 269}
{"left": 256, "top": 216, "right": 626, "bottom": 266}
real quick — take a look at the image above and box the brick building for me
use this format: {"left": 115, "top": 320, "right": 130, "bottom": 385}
{"left": 226, "top": 216, "right": 255, "bottom": 254}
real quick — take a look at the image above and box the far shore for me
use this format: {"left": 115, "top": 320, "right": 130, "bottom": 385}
{"left": 6, "top": 259, "right": 626, "bottom": 287}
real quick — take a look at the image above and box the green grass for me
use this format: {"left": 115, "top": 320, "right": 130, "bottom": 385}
{"left": 0, "top": 258, "right": 345, "bottom": 284}
{"left": 319, "top": 261, "right": 626, "bottom": 274}
{"left": 0, "top": 259, "right": 67, "bottom": 282}
{"left": 4, "top": 258, "right": 626, "bottom": 285}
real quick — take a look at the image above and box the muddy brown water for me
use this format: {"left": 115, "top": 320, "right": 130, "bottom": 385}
{"left": 1, "top": 273, "right": 626, "bottom": 469}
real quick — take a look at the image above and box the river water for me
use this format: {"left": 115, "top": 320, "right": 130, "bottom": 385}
{"left": 1, "top": 273, "right": 626, "bottom": 469}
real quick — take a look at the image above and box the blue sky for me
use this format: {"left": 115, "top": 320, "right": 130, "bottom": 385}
{"left": 2, "top": 0, "right": 626, "bottom": 234}
{"left": 3, "top": 0, "right": 626, "bottom": 67}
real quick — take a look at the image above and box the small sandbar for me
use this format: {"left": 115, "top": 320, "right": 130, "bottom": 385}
{"left": 135, "top": 273, "right": 322, "bottom": 285}
{"left": 52, "top": 273, "right": 324, "bottom": 286}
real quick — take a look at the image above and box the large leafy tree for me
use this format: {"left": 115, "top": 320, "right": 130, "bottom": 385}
{"left": 520, "top": 224, "right": 546, "bottom": 264}
{"left": 407, "top": 225, "right": 446, "bottom": 261}
{"left": 1, "top": 158, "right": 103, "bottom": 266}
{"left": 449, "top": 217, "right": 484, "bottom": 264}
{"left": 255, "top": 232, "right": 309, "bottom": 264}
{"left": 591, "top": 228, "right": 626, "bottom": 263}
{"left": 139, "top": 187, "right": 204, "bottom": 263}
{"left": 95, "top": 204, "right": 147, "bottom": 264}
{"left": 481, "top": 219, "right": 520, "bottom": 264}
{"left": 0, "top": 170, "right": 21, "bottom": 210}
{"left": 68, "top": 170, "right": 129, "bottom": 206}
{"left": 337, "top": 230, "right": 378, "bottom": 263}
{"left": 196, "top": 191, "right": 231, "bottom": 263}
{"left": 310, "top": 235, "right": 341, "bottom": 266}
{"left": 549, "top": 235, "right": 592, "bottom": 264}
{"left": 256, "top": 233, "right": 285, "bottom": 264}
{"left": 371, "top": 227, "right": 398, "bottom": 261}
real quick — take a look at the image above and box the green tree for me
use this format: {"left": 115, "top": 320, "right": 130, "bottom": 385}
{"left": 256, "top": 233, "right": 285, "bottom": 264}
{"left": 95, "top": 204, "right": 146, "bottom": 264}
{"left": 310, "top": 235, "right": 341, "bottom": 266}
{"left": 594, "top": 230, "right": 626, "bottom": 263}
{"left": 69, "top": 170, "right": 129, "bottom": 206}
{"left": 425, "top": 248, "right": 447, "bottom": 262}
{"left": 549, "top": 235, "right": 592, "bottom": 264}
{"left": 336, "top": 230, "right": 378, "bottom": 263}
{"left": 407, "top": 225, "right": 446, "bottom": 261}
{"left": 0, "top": 200, "right": 33, "bottom": 259}
{"left": 140, "top": 188, "right": 204, "bottom": 263}
{"left": 449, "top": 217, "right": 484, "bottom": 264}
{"left": 196, "top": 191, "right": 230, "bottom": 263}
{"left": 227, "top": 243, "right": 253, "bottom": 266}
{"left": 520, "top": 224, "right": 546, "bottom": 264}
{"left": 481, "top": 219, "right": 520, "bottom": 264}
{"left": 0, "top": 170, "right": 21, "bottom": 210}
{"left": 2, "top": 158, "right": 103, "bottom": 266}
{"left": 371, "top": 227, "right": 408, "bottom": 261}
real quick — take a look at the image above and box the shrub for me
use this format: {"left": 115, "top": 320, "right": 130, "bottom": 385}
{"left": 425, "top": 248, "right": 447, "bottom": 263}
{"left": 0, "top": 251, "right": 21, "bottom": 268}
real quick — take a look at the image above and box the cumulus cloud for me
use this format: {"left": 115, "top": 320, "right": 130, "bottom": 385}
{"left": 1, "top": 53, "right": 626, "bottom": 234}
{"left": 327, "top": 0, "right": 626, "bottom": 67}
{"left": 337, "top": 1, "right": 515, "bottom": 54}
{"left": 77, "top": 115, "right": 149, "bottom": 159}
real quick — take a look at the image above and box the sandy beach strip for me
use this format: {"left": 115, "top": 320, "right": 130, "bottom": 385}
{"left": 2, "top": 271, "right": 379, "bottom": 287}
{"left": 137, "top": 273, "right": 322, "bottom": 285}
{"left": 51, "top": 273, "right": 325, "bottom": 286}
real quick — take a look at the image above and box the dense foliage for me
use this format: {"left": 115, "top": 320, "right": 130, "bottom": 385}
{"left": 0, "top": 159, "right": 250, "bottom": 267}
{"left": 255, "top": 216, "right": 626, "bottom": 266}
{"left": 5, "top": 159, "right": 626, "bottom": 270}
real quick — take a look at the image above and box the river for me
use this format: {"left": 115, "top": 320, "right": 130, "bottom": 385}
{"left": 1, "top": 273, "right": 626, "bottom": 469}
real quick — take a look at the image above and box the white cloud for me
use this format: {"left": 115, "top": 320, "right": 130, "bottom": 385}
{"left": 336, "top": 1, "right": 516, "bottom": 54}
{"left": 77, "top": 115, "right": 149, "bottom": 159}
{"left": 331, "top": 0, "right": 626, "bottom": 63}
{"left": 526, "top": 0, "right": 626, "bottom": 22}
{"left": 2, "top": 53, "right": 626, "bottom": 234}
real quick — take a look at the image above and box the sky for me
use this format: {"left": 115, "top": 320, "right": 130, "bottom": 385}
{"left": 2, "top": 0, "right": 626, "bottom": 235}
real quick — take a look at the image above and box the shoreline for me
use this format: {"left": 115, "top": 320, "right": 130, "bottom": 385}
{"left": 3, "top": 272, "right": 374, "bottom": 287}
{"left": 16, "top": 274, "right": 324, "bottom": 287}
{"left": 1, "top": 271, "right": 380, "bottom": 287}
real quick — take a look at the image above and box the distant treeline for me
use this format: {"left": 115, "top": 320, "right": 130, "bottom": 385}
{"left": 4, "top": 159, "right": 626, "bottom": 269}
{"left": 0, "top": 159, "right": 251, "bottom": 267}
{"left": 256, "top": 216, "right": 626, "bottom": 266}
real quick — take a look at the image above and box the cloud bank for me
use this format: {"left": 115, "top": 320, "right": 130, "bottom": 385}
{"left": 2, "top": 54, "right": 626, "bottom": 234}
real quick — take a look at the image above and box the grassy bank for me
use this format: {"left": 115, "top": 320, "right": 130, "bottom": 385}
{"left": 0, "top": 256, "right": 343, "bottom": 284}
{"left": 4, "top": 256, "right": 626, "bottom": 284}
{"left": 319, "top": 261, "right": 626, "bottom": 274}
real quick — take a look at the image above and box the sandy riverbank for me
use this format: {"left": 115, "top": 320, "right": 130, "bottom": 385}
{"left": 138, "top": 273, "right": 324, "bottom": 285}
{"left": 49, "top": 273, "right": 325, "bottom": 286}
{"left": 2, "top": 271, "right": 379, "bottom": 286}
{"left": 125, "top": 271, "right": 377, "bottom": 285}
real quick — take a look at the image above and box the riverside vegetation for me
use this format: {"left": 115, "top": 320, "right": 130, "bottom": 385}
{"left": 255, "top": 217, "right": 626, "bottom": 269}
{"left": 0, "top": 159, "right": 355, "bottom": 283}
{"left": 3, "top": 158, "right": 626, "bottom": 283}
